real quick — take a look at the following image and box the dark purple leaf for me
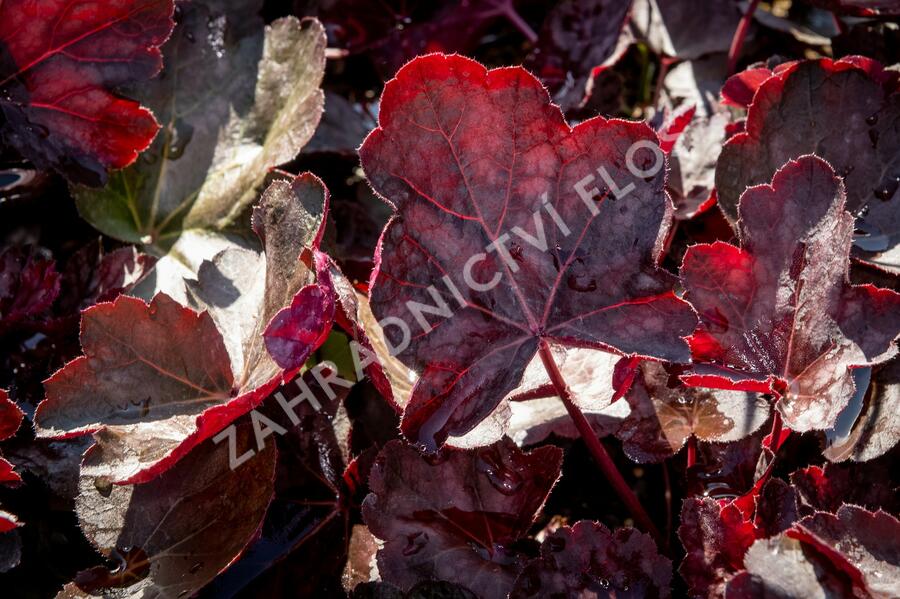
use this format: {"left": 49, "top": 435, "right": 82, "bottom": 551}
{"left": 616, "top": 361, "right": 769, "bottom": 463}
{"left": 511, "top": 520, "right": 671, "bottom": 598}
{"left": 362, "top": 438, "right": 562, "bottom": 598}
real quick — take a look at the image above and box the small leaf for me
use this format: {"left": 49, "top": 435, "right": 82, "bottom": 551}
{"left": 0, "top": 389, "right": 24, "bottom": 442}
{"left": 0, "top": 247, "right": 61, "bottom": 330}
{"left": 616, "top": 361, "right": 769, "bottom": 463}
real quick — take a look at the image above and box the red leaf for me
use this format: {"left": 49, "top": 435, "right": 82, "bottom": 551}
{"left": 0, "top": 0, "right": 175, "bottom": 185}
{"left": 681, "top": 156, "right": 900, "bottom": 432}
{"left": 360, "top": 53, "right": 697, "bottom": 450}
{"left": 36, "top": 294, "right": 235, "bottom": 475}
{"left": 678, "top": 479, "right": 799, "bottom": 598}
{"left": 0, "top": 511, "right": 19, "bottom": 534}
{"left": 511, "top": 521, "right": 672, "bottom": 598}
{"left": 318, "top": 254, "right": 396, "bottom": 405}
{"left": 0, "top": 246, "right": 60, "bottom": 330}
{"left": 679, "top": 497, "right": 758, "bottom": 597}
{"left": 0, "top": 389, "right": 25, "bottom": 532}
{"left": 264, "top": 283, "right": 335, "bottom": 371}
{"left": 0, "top": 389, "right": 23, "bottom": 442}
{"left": 362, "top": 438, "right": 562, "bottom": 598}
{"left": 34, "top": 174, "right": 334, "bottom": 483}
{"left": 720, "top": 67, "right": 775, "bottom": 108}
{"left": 657, "top": 104, "right": 696, "bottom": 154}
{"left": 790, "top": 462, "right": 900, "bottom": 515}
{"left": 715, "top": 57, "right": 900, "bottom": 273}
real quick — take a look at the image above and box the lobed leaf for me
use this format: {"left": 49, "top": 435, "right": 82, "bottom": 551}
{"left": 360, "top": 53, "right": 697, "bottom": 450}
{"left": 715, "top": 57, "right": 900, "bottom": 273}
{"left": 682, "top": 155, "right": 900, "bottom": 432}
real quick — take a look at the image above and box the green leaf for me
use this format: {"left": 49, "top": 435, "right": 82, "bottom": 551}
{"left": 75, "top": 2, "right": 326, "bottom": 252}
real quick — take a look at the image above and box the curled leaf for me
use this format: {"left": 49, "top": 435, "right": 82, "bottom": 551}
{"left": 824, "top": 357, "right": 900, "bottom": 462}
{"left": 35, "top": 174, "right": 334, "bottom": 483}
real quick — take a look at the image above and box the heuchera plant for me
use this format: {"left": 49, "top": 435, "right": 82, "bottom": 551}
{"left": 1, "top": 1, "right": 899, "bottom": 598}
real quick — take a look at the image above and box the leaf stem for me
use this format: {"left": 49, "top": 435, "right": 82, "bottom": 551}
{"left": 756, "top": 410, "right": 789, "bottom": 490}
{"left": 537, "top": 339, "right": 662, "bottom": 543}
{"left": 767, "top": 409, "right": 787, "bottom": 452}
{"left": 727, "top": 0, "right": 760, "bottom": 75}
{"left": 686, "top": 435, "right": 697, "bottom": 468}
